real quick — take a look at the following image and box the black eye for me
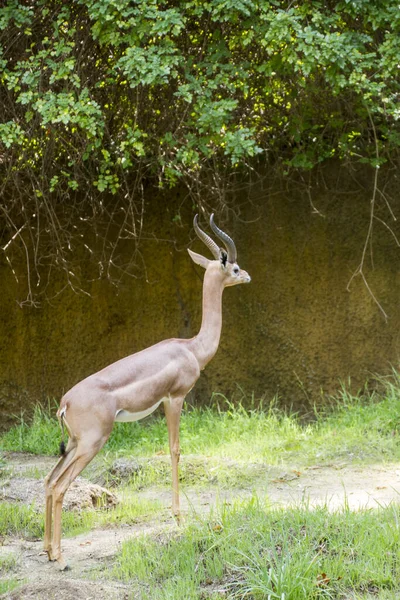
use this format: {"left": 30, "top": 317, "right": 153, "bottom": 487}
{"left": 233, "top": 267, "right": 239, "bottom": 275}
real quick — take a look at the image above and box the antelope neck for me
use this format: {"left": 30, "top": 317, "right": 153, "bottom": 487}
{"left": 189, "top": 266, "right": 225, "bottom": 370}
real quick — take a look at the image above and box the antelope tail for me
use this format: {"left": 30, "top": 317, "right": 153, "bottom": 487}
{"left": 59, "top": 407, "right": 67, "bottom": 456}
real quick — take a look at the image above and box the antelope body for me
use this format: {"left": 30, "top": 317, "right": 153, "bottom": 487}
{"left": 44, "top": 214, "right": 250, "bottom": 569}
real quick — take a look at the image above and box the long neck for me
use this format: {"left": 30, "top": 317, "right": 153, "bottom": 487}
{"left": 189, "top": 267, "right": 224, "bottom": 370}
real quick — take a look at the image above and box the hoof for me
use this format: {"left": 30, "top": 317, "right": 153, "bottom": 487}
{"left": 50, "top": 553, "right": 69, "bottom": 571}
{"left": 44, "top": 548, "right": 55, "bottom": 562}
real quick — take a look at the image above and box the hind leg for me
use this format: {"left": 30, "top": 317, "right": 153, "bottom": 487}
{"left": 49, "top": 433, "right": 110, "bottom": 569}
{"left": 44, "top": 437, "right": 77, "bottom": 560}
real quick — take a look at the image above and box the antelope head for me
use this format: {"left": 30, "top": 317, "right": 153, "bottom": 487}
{"left": 188, "top": 214, "right": 251, "bottom": 287}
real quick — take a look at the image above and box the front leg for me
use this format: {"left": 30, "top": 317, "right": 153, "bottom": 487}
{"left": 164, "top": 396, "right": 184, "bottom": 522}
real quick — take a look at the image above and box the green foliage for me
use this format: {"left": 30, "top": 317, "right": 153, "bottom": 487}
{"left": 2, "top": 0, "right": 400, "bottom": 298}
{"left": 1, "top": 0, "right": 400, "bottom": 184}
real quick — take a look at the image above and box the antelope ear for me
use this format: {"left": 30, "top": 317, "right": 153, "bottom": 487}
{"left": 219, "top": 249, "right": 228, "bottom": 268}
{"left": 188, "top": 248, "right": 211, "bottom": 270}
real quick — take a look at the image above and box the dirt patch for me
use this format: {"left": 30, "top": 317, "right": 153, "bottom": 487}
{"left": 1, "top": 477, "right": 118, "bottom": 512}
{"left": 1, "top": 453, "right": 55, "bottom": 472}
{"left": 1, "top": 453, "right": 400, "bottom": 599}
{"left": 269, "top": 463, "right": 400, "bottom": 509}
{"left": 0, "top": 522, "right": 166, "bottom": 599}
{"left": 4, "top": 579, "right": 125, "bottom": 600}
{"left": 134, "top": 463, "right": 400, "bottom": 512}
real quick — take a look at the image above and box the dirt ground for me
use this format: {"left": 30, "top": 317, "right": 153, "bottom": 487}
{"left": 1, "top": 453, "right": 400, "bottom": 599}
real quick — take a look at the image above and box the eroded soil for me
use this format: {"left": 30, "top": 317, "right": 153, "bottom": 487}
{"left": 1, "top": 452, "right": 400, "bottom": 599}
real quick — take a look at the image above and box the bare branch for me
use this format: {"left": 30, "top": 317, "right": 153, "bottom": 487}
{"left": 346, "top": 106, "right": 389, "bottom": 321}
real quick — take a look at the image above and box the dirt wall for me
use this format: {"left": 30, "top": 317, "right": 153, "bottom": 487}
{"left": 1, "top": 164, "right": 400, "bottom": 426}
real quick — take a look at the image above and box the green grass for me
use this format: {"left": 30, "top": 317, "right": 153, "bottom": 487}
{"left": 0, "top": 501, "right": 97, "bottom": 539}
{"left": 0, "top": 552, "right": 18, "bottom": 574}
{"left": 0, "top": 492, "right": 163, "bottom": 540}
{"left": 88, "top": 452, "right": 272, "bottom": 493}
{"left": 0, "top": 539, "right": 21, "bottom": 596}
{"left": 2, "top": 374, "right": 400, "bottom": 468}
{"left": 0, "top": 404, "right": 62, "bottom": 456}
{"left": 109, "top": 496, "right": 400, "bottom": 599}
{"left": 2, "top": 377, "right": 400, "bottom": 598}
{"left": 97, "top": 490, "right": 163, "bottom": 526}
{"left": 0, "top": 578, "right": 20, "bottom": 596}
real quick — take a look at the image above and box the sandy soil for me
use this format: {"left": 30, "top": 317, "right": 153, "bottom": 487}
{"left": 1, "top": 453, "right": 400, "bottom": 599}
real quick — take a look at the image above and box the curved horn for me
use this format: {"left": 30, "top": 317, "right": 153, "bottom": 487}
{"left": 193, "top": 214, "right": 220, "bottom": 259}
{"left": 209, "top": 214, "right": 237, "bottom": 263}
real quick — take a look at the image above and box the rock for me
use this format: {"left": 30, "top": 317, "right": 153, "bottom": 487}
{"left": 64, "top": 480, "right": 118, "bottom": 510}
{"left": 108, "top": 458, "right": 142, "bottom": 482}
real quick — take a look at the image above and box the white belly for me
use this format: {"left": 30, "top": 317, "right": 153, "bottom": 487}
{"left": 114, "top": 399, "right": 163, "bottom": 423}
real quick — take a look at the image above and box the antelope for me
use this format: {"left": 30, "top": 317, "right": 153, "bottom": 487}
{"left": 44, "top": 214, "right": 251, "bottom": 569}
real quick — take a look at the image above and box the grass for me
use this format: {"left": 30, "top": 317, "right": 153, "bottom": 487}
{"left": 97, "top": 490, "right": 163, "bottom": 526}
{"left": 0, "top": 493, "right": 163, "bottom": 541}
{"left": 108, "top": 496, "right": 400, "bottom": 599}
{"left": 88, "top": 451, "right": 274, "bottom": 493}
{"left": 0, "top": 552, "right": 18, "bottom": 574}
{"left": 2, "top": 373, "right": 400, "bottom": 468}
{"left": 0, "top": 578, "right": 20, "bottom": 596}
{"left": 0, "top": 538, "right": 21, "bottom": 596}
{"left": 2, "top": 376, "right": 400, "bottom": 597}
{"left": 0, "top": 500, "right": 97, "bottom": 539}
